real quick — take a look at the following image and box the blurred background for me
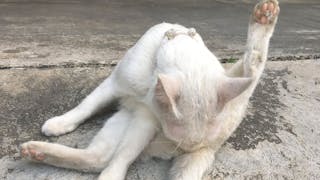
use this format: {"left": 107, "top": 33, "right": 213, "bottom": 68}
{"left": 1, "top": 1, "right": 320, "bottom": 180}
{"left": 0, "top": 0, "right": 319, "bottom": 68}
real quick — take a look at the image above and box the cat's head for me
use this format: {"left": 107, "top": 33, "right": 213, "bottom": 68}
{"left": 153, "top": 72, "right": 251, "bottom": 151}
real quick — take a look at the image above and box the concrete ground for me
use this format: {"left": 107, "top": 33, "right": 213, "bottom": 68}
{"left": 0, "top": 0, "right": 320, "bottom": 180}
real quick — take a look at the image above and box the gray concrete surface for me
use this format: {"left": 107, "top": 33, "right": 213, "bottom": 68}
{"left": 1, "top": 61, "right": 320, "bottom": 179}
{"left": 1, "top": 0, "right": 320, "bottom": 180}
{"left": 0, "top": 0, "right": 319, "bottom": 69}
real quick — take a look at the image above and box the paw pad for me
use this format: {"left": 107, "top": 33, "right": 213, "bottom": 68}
{"left": 20, "top": 143, "right": 46, "bottom": 161}
{"left": 254, "top": 0, "right": 279, "bottom": 24}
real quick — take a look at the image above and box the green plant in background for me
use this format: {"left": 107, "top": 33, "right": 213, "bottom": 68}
{"left": 225, "top": 57, "right": 237, "bottom": 63}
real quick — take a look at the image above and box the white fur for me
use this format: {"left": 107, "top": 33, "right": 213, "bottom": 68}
{"left": 21, "top": 1, "right": 279, "bottom": 179}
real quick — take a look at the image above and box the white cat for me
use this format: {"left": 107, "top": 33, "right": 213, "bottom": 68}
{"left": 20, "top": 0, "right": 279, "bottom": 179}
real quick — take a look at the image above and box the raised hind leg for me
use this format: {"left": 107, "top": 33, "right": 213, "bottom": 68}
{"left": 21, "top": 109, "right": 131, "bottom": 172}
{"left": 42, "top": 75, "right": 120, "bottom": 136}
{"left": 227, "top": 0, "right": 280, "bottom": 80}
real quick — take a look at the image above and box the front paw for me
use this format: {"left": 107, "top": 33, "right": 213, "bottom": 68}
{"left": 41, "top": 116, "right": 76, "bottom": 136}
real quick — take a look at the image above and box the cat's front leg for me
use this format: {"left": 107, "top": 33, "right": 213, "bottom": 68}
{"left": 169, "top": 148, "right": 215, "bottom": 180}
{"left": 42, "top": 75, "right": 120, "bottom": 136}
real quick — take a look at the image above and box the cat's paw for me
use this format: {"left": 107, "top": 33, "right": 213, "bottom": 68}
{"left": 20, "top": 141, "right": 47, "bottom": 161}
{"left": 41, "top": 116, "right": 77, "bottom": 136}
{"left": 253, "top": 0, "right": 280, "bottom": 25}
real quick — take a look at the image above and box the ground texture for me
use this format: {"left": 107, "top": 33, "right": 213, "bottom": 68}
{"left": 0, "top": 0, "right": 320, "bottom": 179}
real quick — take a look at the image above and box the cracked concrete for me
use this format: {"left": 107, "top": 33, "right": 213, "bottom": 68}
{"left": 1, "top": 0, "right": 320, "bottom": 180}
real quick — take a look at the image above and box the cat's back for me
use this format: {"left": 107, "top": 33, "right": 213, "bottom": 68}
{"left": 114, "top": 23, "right": 189, "bottom": 95}
{"left": 156, "top": 33, "right": 225, "bottom": 79}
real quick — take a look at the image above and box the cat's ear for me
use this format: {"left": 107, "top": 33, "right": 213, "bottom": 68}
{"left": 155, "top": 73, "right": 181, "bottom": 117}
{"left": 217, "top": 76, "right": 252, "bottom": 110}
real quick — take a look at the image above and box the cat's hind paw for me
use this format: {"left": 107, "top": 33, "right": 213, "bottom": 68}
{"left": 253, "top": 0, "right": 280, "bottom": 25}
{"left": 20, "top": 141, "right": 46, "bottom": 161}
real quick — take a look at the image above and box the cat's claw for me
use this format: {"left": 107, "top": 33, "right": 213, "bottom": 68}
{"left": 254, "top": 0, "right": 279, "bottom": 25}
{"left": 20, "top": 142, "right": 46, "bottom": 161}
